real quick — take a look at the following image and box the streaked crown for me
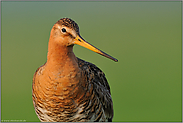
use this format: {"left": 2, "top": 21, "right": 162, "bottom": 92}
{"left": 56, "top": 18, "right": 79, "bottom": 34}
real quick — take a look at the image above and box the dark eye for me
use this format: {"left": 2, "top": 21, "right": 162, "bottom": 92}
{"left": 61, "top": 28, "right": 66, "bottom": 33}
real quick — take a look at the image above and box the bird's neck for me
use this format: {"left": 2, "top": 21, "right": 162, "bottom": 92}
{"left": 46, "top": 39, "right": 79, "bottom": 75}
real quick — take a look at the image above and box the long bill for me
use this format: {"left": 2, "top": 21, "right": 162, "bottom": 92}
{"left": 74, "top": 34, "right": 118, "bottom": 62}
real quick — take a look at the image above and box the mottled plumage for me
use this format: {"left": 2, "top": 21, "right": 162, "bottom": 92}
{"left": 32, "top": 18, "right": 117, "bottom": 122}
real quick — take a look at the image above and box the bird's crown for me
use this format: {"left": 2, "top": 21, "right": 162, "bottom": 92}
{"left": 56, "top": 18, "right": 79, "bottom": 34}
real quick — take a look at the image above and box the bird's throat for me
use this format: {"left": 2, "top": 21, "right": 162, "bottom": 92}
{"left": 46, "top": 40, "right": 80, "bottom": 78}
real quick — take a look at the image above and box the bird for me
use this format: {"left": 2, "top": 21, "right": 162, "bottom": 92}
{"left": 32, "top": 18, "right": 118, "bottom": 122}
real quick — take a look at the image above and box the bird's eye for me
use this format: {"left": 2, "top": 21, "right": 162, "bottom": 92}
{"left": 61, "top": 28, "right": 66, "bottom": 33}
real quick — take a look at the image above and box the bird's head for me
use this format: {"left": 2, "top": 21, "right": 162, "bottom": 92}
{"left": 50, "top": 18, "right": 118, "bottom": 62}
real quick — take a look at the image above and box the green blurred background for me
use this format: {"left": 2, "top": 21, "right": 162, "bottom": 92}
{"left": 1, "top": 1, "right": 182, "bottom": 122}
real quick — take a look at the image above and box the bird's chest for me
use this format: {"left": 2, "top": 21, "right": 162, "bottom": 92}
{"left": 33, "top": 69, "right": 90, "bottom": 121}
{"left": 38, "top": 67, "right": 85, "bottom": 100}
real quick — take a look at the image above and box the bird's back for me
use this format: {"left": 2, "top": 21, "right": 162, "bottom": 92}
{"left": 77, "top": 58, "right": 113, "bottom": 121}
{"left": 32, "top": 58, "right": 113, "bottom": 122}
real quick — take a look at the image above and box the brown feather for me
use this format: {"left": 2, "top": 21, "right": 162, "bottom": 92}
{"left": 32, "top": 18, "right": 114, "bottom": 122}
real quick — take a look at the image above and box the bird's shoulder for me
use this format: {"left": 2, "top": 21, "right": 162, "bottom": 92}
{"left": 33, "top": 63, "right": 46, "bottom": 84}
{"left": 77, "top": 58, "right": 111, "bottom": 92}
